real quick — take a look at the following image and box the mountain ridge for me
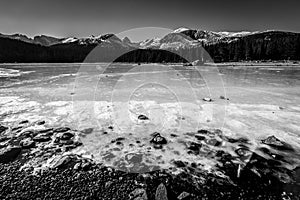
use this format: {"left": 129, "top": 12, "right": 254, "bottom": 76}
{"left": 0, "top": 28, "right": 299, "bottom": 63}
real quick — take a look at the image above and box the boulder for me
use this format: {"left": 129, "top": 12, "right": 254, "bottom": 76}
{"left": 0, "top": 146, "right": 21, "bottom": 163}
{"left": 49, "top": 155, "right": 73, "bottom": 169}
{"left": 262, "top": 135, "right": 294, "bottom": 151}
{"left": 150, "top": 133, "right": 167, "bottom": 149}
{"left": 155, "top": 183, "right": 168, "bottom": 200}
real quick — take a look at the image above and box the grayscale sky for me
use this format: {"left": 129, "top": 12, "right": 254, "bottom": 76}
{"left": 0, "top": 0, "right": 299, "bottom": 38}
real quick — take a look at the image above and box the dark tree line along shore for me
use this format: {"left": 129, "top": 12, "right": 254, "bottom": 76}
{"left": 0, "top": 31, "right": 299, "bottom": 63}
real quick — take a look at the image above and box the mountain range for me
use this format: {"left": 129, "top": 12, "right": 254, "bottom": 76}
{"left": 0, "top": 28, "right": 299, "bottom": 63}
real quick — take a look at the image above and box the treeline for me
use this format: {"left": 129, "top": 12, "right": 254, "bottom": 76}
{"left": 203, "top": 31, "right": 300, "bottom": 62}
{"left": 0, "top": 31, "right": 300, "bottom": 63}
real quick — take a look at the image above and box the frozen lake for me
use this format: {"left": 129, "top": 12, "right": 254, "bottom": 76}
{"left": 0, "top": 63, "right": 299, "bottom": 177}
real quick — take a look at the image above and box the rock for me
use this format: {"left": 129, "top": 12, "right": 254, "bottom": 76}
{"left": 36, "top": 120, "right": 46, "bottom": 125}
{"left": 0, "top": 136, "right": 10, "bottom": 143}
{"left": 155, "top": 183, "right": 168, "bottom": 200}
{"left": 82, "top": 162, "right": 91, "bottom": 170}
{"left": 20, "top": 130, "right": 34, "bottom": 137}
{"left": 129, "top": 188, "right": 148, "bottom": 200}
{"left": 38, "top": 128, "right": 53, "bottom": 134}
{"left": 73, "top": 162, "right": 81, "bottom": 170}
{"left": 177, "top": 191, "right": 190, "bottom": 200}
{"left": 19, "top": 120, "right": 29, "bottom": 124}
{"left": 0, "top": 146, "right": 22, "bottom": 163}
{"left": 187, "top": 142, "right": 202, "bottom": 155}
{"left": 0, "top": 125, "right": 8, "bottom": 134}
{"left": 33, "top": 135, "right": 51, "bottom": 142}
{"left": 150, "top": 133, "right": 167, "bottom": 149}
{"left": 173, "top": 160, "right": 186, "bottom": 168}
{"left": 197, "top": 129, "right": 209, "bottom": 134}
{"left": 49, "top": 155, "right": 73, "bottom": 169}
{"left": 262, "top": 135, "right": 294, "bottom": 151}
{"left": 202, "top": 97, "right": 212, "bottom": 102}
{"left": 81, "top": 128, "right": 93, "bottom": 134}
{"left": 54, "top": 127, "right": 71, "bottom": 133}
{"left": 150, "top": 133, "right": 167, "bottom": 145}
{"left": 105, "top": 181, "right": 113, "bottom": 188}
{"left": 60, "top": 132, "right": 74, "bottom": 140}
{"left": 195, "top": 135, "right": 205, "bottom": 140}
{"left": 20, "top": 138, "right": 35, "bottom": 149}
{"left": 138, "top": 115, "right": 149, "bottom": 120}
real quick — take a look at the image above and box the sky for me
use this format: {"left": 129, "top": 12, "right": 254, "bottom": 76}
{"left": 0, "top": 0, "right": 299, "bottom": 39}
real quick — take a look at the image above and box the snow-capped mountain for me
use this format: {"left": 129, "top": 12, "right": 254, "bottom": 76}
{"left": 0, "top": 28, "right": 299, "bottom": 63}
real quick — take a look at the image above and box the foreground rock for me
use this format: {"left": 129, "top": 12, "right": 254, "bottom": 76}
{"left": 261, "top": 135, "right": 294, "bottom": 151}
{"left": 129, "top": 188, "right": 148, "bottom": 200}
{"left": 150, "top": 132, "right": 167, "bottom": 149}
{"left": 0, "top": 125, "right": 8, "bottom": 134}
{"left": 138, "top": 114, "right": 149, "bottom": 120}
{"left": 0, "top": 146, "right": 21, "bottom": 163}
{"left": 20, "top": 138, "right": 35, "bottom": 149}
{"left": 155, "top": 183, "right": 168, "bottom": 200}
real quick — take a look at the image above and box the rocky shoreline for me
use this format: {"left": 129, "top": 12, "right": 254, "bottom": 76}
{"left": 0, "top": 121, "right": 299, "bottom": 200}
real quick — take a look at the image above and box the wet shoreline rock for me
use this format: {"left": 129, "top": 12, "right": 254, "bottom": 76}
{"left": 150, "top": 132, "right": 167, "bottom": 149}
{"left": 0, "top": 146, "right": 21, "bottom": 163}
{"left": 262, "top": 135, "right": 294, "bottom": 151}
{"left": 0, "top": 123, "right": 299, "bottom": 199}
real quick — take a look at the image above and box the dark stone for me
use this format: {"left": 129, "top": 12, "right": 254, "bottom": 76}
{"left": 138, "top": 114, "right": 149, "bottom": 120}
{"left": 0, "top": 125, "right": 8, "bottom": 134}
{"left": 0, "top": 136, "right": 10, "bottom": 143}
{"left": 0, "top": 146, "right": 21, "bottom": 163}
{"left": 173, "top": 160, "right": 186, "bottom": 168}
{"left": 187, "top": 142, "right": 202, "bottom": 155}
{"left": 197, "top": 129, "right": 209, "bottom": 134}
{"left": 150, "top": 132, "right": 167, "bottom": 145}
{"left": 227, "top": 137, "right": 249, "bottom": 144}
{"left": 38, "top": 128, "right": 54, "bottom": 134}
{"left": 220, "top": 95, "right": 226, "bottom": 100}
{"left": 36, "top": 120, "right": 46, "bottom": 125}
{"left": 20, "top": 130, "right": 34, "bottom": 137}
{"left": 195, "top": 135, "right": 205, "bottom": 140}
{"left": 19, "top": 120, "right": 29, "bottom": 124}
{"left": 108, "top": 126, "right": 113, "bottom": 130}
{"left": 81, "top": 128, "right": 93, "bottom": 134}
{"left": 235, "top": 148, "right": 252, "bottom": 157}
{"left": 54, "top": 127, "right": 71, "bottom": 133}
{"left": 50, "top": 155, "right": 73, "bottom": 169}
{"left": 205, "top": 138, "right": 222, "bottom": 147}
{"left": 20, "top": 138, "right": 35, "bottom": 149}
{"left": 33, "top": 135, "right": 51, "bottom": 142}
{"left": 60, "top": 132, "right": 74, "bottom": 140}
{"left": 262, "top": 135, "right": 294, "bottom": 151}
